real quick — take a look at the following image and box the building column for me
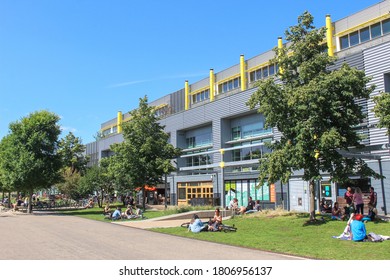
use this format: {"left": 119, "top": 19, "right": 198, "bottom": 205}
{"left": 326, "top": 14, "right": 334, "bottom": 57}
{"left": 240, "top": 54, "right": 247, "bottom": 91}
{"left": 185, "top": 80, "right": 189, "bottom": 110}
{"left": 209, "top": 69, "right": 215, "bottom": 101}
{"left": 117, "top": 111, "right": 123, "bottom": 133}
{"left": 278, "top": 37, "right": 284, "bottom": 74}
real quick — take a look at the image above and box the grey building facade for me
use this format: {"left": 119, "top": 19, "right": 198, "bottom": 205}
{"left": 86, "top": 0, "right": 390, "bottom": 214}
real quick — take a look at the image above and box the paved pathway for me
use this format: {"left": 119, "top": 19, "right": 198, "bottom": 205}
{"left": 0, "top": 211, "right": 305, "bottom": 260}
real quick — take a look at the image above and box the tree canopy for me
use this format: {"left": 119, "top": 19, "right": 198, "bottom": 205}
{"left": 373, "top": 92, "right": 390, "bottom": 135}
{"left": 0, "top": 110, "right": 63, "bottom": 212}
{"left": 109, "top": 96, "right": 181, "bottom": 209}
{"left": 247, "top": 12, "right": 378, "bottom": 220}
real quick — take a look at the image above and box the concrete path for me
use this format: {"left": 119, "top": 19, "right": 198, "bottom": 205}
{"left": 0, "top": 211, "right": 305, "bottom": 260}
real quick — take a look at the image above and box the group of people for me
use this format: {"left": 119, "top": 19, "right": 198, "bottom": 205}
{"left": 329, "top": 186, "right": 378, "bottom": 222}
{"left": 188, "top": 208, "right": 223, "bottom": 233}
{"left": 228, "top": 197, "right": 262, "bottom": 215}
{"left": 104, "top": 203, "right": 143, "bottom": 220}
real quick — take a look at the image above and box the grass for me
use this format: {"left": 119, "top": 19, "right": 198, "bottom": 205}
{"left": 150, "top": 209, "right": 390, "bottom": 260}
{"left": 55, "top": 206, "right": 390, "bottom": 259}
{"left": 57, "top": 204, "right": 213, "bottom": 222}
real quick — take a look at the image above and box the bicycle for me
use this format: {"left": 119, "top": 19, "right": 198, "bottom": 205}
{"left": 181, "top": 221, "right": 237, "bottom": 233}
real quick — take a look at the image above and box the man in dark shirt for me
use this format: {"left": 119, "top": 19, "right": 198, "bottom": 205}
{"left": 369, "top": 187, "right": 377, "bottom": 208}
{"left": 246, "top": 196, "right": 256, "bottom": 212}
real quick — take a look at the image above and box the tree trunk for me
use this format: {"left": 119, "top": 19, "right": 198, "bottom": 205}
{"left": 99, "top": 190, "right": 104, "bottom": 208}
{"left": 28, "top": 188, "right": 33, "bottom": 214}
{"left": 142, "top": 187, "right": 146, "bottom": 211}
{"left": 7, "top": 191, "right": 11, "bottom": 208}
{"left": 309, "top": 180, "right": 316, "bottom": 220}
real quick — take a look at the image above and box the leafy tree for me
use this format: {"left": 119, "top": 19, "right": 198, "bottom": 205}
{"left": 56, "top": 132, "right": 89, "bottom": 200}
{"left": 373, "top": 92, "right": 390, "bottom": 135}
{"left": 79, "top": 159, "right": 115, "bottom": 207}
{"left": 0, "top": 111, "right": 63, "bottom": 213}
{"left": 58, "top": 132, "right": 89, "bottom": 175}
{"left": 109, "top": 96, "right": 181, "bottom": 210}
{"left": 248, "top": 12, "right": 378, "bottom": 220}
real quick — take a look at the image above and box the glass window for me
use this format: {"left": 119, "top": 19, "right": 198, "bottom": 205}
{"left": 249, "top": 71, "right": 256, "bottom": 82}
{"left": 228, "top": 80, "right": 233, "bottom": 90}
{"left": 205, "top": 89, "right": 210, "bottom": 99}
{"left": 371, "top": 22, "right": 382, "bottom": 38}
{"left": 262, "top": 67, "right": 268, "bottom": 78}
{"left": 349, "top": 31, "right": 359, "bottom": 46}
{"left": 233, "top": 77, "right": 239, "bottom": 88}
{"left": 340, "top": 35, "right": 349, "bottom": 49}
{"left": 223, "top": 82, "right": 228, "bottom": 93}
{"left": 383, "top": 18, "right": 390, "bottom": 34}
{"left": 360, "top": 27, "right": 370, "bottom": 42}
{"left": 269, "top": 64, "right": 275, "bottom": 76}
{"left": 232, "top": 126, "right": 241, "bottom": 140}
{"left": 256, "top": 69, "right": 262, "bottom": 80}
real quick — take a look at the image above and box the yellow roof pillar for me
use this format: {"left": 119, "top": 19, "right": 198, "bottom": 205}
{"left": 326, "top": 14, "right": 334, "bottom": 57}
{"left": 240, "top": 54, "right": 247, "bottom": 91}
{"left": 209, "top": 69, "right": 215, "bottom": 101}
{"left": 278, "top": 37, "right": 284, "bottom": 74}
{"left": 117, "top": 111, "right": 123, "bottom": 133}
{"left": 185, "top": 80, "right": 189, "bottom": 110}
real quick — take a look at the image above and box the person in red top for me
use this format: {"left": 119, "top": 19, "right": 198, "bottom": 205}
{"left": 369, "top": 187, "right": 377, "bottom": 208}
{"left": 344, "top": 187, "right": 354, "bottom": 217}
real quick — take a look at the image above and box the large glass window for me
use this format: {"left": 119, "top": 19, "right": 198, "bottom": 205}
{"left": 349, "top": 31, "right": 359, "bottom": 46}
{"left": 360, "top": 27, "right": 370, "bottom": 42}
{"left": 383, "top": 18, "right": 390, "bottom": 34}
{"left": 371, "top": 22, "right": 382, "bottom": 38}
{"left": 340, "top": 35, "right": 349, "bottom": 49}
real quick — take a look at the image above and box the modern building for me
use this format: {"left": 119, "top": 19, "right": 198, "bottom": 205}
{"left": 86, "top": 0, "right": 390, "bottom": 214}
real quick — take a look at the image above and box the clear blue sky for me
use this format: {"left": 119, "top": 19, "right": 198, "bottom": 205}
{"left": 0, "top": 0, "right": 381, "bottom": 144}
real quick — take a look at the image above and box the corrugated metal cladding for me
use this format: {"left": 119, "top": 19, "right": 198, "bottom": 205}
{"left": 364, "top": 40, "right": 390, "bottom": 145}
{"left": 171, "top": 89, "right": 185, "bottom": 114}
{"left": 98, "top": 133, "right": 124, "bottom": 160}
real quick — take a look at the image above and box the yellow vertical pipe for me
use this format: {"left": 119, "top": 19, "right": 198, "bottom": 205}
{"left": 326, "top": 14, "right": 334, "bottom": 57}
{"left": 278, "top": 37, "right": 284, "bottom": 74}
{"left": 240, "top": 54, "right": 247, "bottom": 91}
{"left": 185, "top": 80, "right": 189, "bottom": 110}
{"left": 117, "top": 111, "right": 123, "bottom": 133}
{"left": 209, "top": 69, "right": 215, "bottom": 101}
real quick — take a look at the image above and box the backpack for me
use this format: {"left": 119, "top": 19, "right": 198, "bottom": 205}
{"left": 368, "top": 232, "right": 383, "bottom": 242}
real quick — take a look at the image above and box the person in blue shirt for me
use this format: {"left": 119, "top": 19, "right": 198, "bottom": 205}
{"left": 350, "top": 213, "right": 367, "bottom": 242}
{"left": 111, "top": 207, "right": 122, "bottom": 220}
{"left": 188, "top": 214, "right": 206, "bottom": 233}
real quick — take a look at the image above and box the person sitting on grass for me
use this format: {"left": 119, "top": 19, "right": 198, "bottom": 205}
{"left": 362, "top": 203, "right": 378, "bottom": 222}
{"left": 111, "top": 207, "right": 122, "bottom": 220}
{"left": 188, "top": 214, "right": 207, "bottom": 233}
{"left": 208, "top": 208, "right": 223, "bottom": 231}
{"left": 331, "top": 202, "right": 344, "bottom": 220}
{"left": 84, "top": 198, "right": 94, "bottom": 209}
{"left": 103, "top": 203, "right": 111, "bottom": 216}
{"left": 350, "top": 213, "right": 368, "bottom": 242}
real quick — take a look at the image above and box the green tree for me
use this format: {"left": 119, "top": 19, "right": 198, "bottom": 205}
{"left": 56, "top": 132, "right": 89, "bottom": 200}
{"left": 58, "top": 132, "right": 89, "bottom": 175}
{"left": 248, "top": 12, "right": 378, "bottom": 220}
{"left": 109, "top": 96, "right": 181, "bottom": 210}
{"left": 373, "top": 92, "right": 390, "bottom": 135}
{"left": 0, "top": 111, "right": 63, "bottom": 213}
{"left": 78, "top": 159, "right": 115, "bottom": 208}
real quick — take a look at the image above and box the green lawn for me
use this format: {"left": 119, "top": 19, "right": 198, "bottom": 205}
{"left": 57, "top": 206, "right": 390, "bottom": 259}
{"left": 150, "top": 212, "right": 390, "bottom": 260}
